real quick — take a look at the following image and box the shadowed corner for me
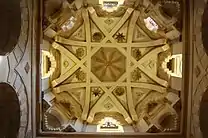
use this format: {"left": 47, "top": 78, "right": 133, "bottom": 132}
{"left": 0, "top": 83, "right": 21, "bottom": 138}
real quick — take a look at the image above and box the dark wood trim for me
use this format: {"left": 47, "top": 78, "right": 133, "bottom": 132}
{"left": 36, "top": 134, "right": 184, "bottom": 138}
{"left": 181, "top": 0, "right": 193, "bottom": 137}
{"left": 184, "top": 0, "right": 193, "bottom": 137}
{"left": 33, "top": 0, "right": 42, "bottom": 137}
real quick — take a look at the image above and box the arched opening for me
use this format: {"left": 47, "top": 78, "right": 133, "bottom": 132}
{"left": 44, "top": 112, "right": 62, "bottom": 131}
{"left": 202, "top": 2, "right": 208, "bottom": 54}
{"left": 200, "top": 90, "right": 208, "bottom": 138}
{"left": 201, "top": 4, "right": 208, "bottom": 137}
{"left": 97, "top": 117, "right": 124, "bottom": 132}
{"left": 0, "top": 0, "right": 21, "bottom": 55}
{"left": 159, "top": 1, "right": 180, "bottom": 19}
{"left": 0, "top": 82, "right": 21, "bottom": 138}
{"left": 160, "top": 114, "right": 177, "bottom": 131}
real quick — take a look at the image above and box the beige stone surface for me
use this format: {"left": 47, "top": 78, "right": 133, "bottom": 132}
{"left": 190, "top": 0, "right": 208, "bottom": 138}
{"left": 0, "top": 0, "right": 32, "bottom": 137}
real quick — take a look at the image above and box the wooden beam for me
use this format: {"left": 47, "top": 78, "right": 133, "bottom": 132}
{"left": 52, "top": 42, "right": 79, "bottom": 63}
{"left": 127, "top": 10, "right": 140, "bottom": 43}
{"left": 51, "top": 65, "right": 80, "bottom": 87}
{"left": 82, "top": 9, "right": 91, "bottom": 43}
{"left": 87, "top": 7, "right": 116, "bottom": 44}
{"left": 87, "top": 94, "right": 133, "bottom": 124}
{"left": 90, "top": 39, "right": 166, "bottom": 48}
{"left": 87, "top": 94, "right": 108, "bottom": 123}
{"left": 53, "top": 83, "right": 87, "bottom": 93}
{"left": 138, "top": 44, "right": 170, "bottom": 64}
{"left": 53, "top": 82, "right": 166, "bottom": 94}
{"left": 129, "top": 39, "right": 166, "bottom": 47}
{"left": 101, "top": 8, "right": 134, "bottom": 44}
{"left": 51, "top": 42, "right": 88, "bottom": 87}
{"left": 131, "top": 83, "right": 167, "bottom": 93}
{"left": 81, "top": 9, "right": 91, "bottom": 120}
{"left": 52, "top": 42, "right": 88, "bottom": 70}
{"left": 126, "top": 10, "right": 140, "bottom": 121}
{"left": 87, "top": 72, "right": 132, "bottom": 124}
{"left": 90, "top": 82, "right": 127, "bottom": 87}
{"left": 55, "top": 36, "right": 88, "bottom": 46}
{"left": 130, "top": 45, "right": 170, "bottom": 87}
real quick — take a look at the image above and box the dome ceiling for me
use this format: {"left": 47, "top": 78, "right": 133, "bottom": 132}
{"left": 41, "top": 0, "right": 183, "bottom": 134}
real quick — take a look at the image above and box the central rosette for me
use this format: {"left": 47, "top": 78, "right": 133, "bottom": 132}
{"left": 91, "top": 48, "right": 126, "bottom": 82}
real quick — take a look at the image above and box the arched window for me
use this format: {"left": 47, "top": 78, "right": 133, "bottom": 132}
{"left": 200, "top": 90, "right": 208, "bottom": 138}
{"left": 99, "top": 0, "right": 124, "bottom": 12}
{"left": 202, "top": 3, "right": 208, "bottom": 54}
{"left": 41, "top": 50, "right": 57, "bottom": 79}
{"left": 97, "top": 117, "right": 124, "bottom": 132}
{"left": 0, "top": 83, "right": 20, "bottom": 138}
{"left": 162, "top": 54, "right": 182, "bottom": 78}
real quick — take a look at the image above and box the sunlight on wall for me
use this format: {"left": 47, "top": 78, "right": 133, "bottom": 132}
{"left": 41, "top": 50, "right": 56, "bottom": 79}
{"left": 61, "top": 16, "right": 76, "bottom": 32}
{"left": 171, "top": 54, "right": 182, "bottom": 78}
{"left": 162, "top": 54, "right": 182, "bottom": 78}
{"left": 97, "top": 117, "right": 124, "bottom": 132}
{"left": 144, "top": 17, "right": 159, "bottom": 33}
{"left": 99, "top": 0, "right": 124, "bottom": 12}
{"left": 0, "top": 56, "right": 2, "bottom": 63}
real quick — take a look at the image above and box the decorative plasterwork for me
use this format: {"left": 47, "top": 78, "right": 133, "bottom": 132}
{"left": 41, "top": 0, "right": 183, "bottom": 133}
{"left": 41, "top": 50, "right": 57, "bottom": 79}
{"left": 91, "top": 47, "right": 126, "bottom": 82}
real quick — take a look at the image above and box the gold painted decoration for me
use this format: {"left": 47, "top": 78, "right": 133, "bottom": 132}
{"left": 41, "top": 0, "right": 183, "bottom": 133}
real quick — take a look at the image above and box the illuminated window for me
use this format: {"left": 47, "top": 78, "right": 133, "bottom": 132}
{"left": 144, "top": 17, "right": 159, "bottom": 33}
{"left": 104, "top": 1, "right": 118, "bottom": 7}
{"left": 162, "top": 54, "right": 182, "bottom": 78}
{"left": 99, "top": 0, "right": 124, "bottom": 12}
{"left": 41, "top": 50, "right": 56, "bottom": 79}
{"left": 0, "top": 56, "right": 2, "bottom": 63}
{"left": 61, "top": 16, "right": 76, "bottom": 32}
{"left": 171, "top": 54, "right": 182, "bottom": 78}
{"left": 97, "top": 117, "right": 124, "bottom": 132}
